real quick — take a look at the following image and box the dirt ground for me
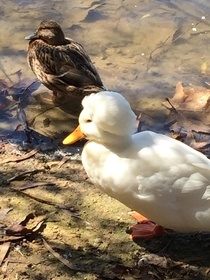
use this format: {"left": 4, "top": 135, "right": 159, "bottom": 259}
{"left": 1, "top": 141, "right": 210, "bottom": 280}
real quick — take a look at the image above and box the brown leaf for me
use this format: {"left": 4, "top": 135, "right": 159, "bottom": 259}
{"left": 163, "top": 83, "right": 210, "bottom": 157}
{"left": 189, "top": 139, "right": 209, "bottom": 150}
{"left": 5, "top": 213, "right": 45, "bottom": 237}
{"left": 0, "top": 242, "right": 10, "bottom": 266}
{"left": 5, "top": 223, "right": 32, "bottom": 236}
{"left": 172, "top": 81, "right": 188, "bottom": 103}
{"left": 163, "top": 90, "right": 210, "bottom": 139}
{"left": 19, "top": 213, "right": 35, "bottom": 226}
{"left": 163, "top": 82, "right": 210, "bottom": 111}
{"left": 5, "top": 213, "right": 35, "bottom": 236}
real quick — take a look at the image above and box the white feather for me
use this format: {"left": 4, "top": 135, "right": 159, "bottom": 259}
{"left": 78, "top": 91, "right": 210, "bottom": 232}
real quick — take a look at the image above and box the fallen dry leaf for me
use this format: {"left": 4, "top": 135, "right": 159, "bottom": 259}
{"left": 2, "top": 212, "right": 45, "bottom": 239}
{"left": 0, "top": 242, "right": 10, "bottom": 266}
{"left": 163, "top": 83, "right": 210, "bottom": 148}
{"left": 163, "top": 82, "right": 210, "bottom": 111}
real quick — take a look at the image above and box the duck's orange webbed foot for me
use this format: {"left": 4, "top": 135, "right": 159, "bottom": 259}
{"left": 128, "top": 211, "right": 167, "bottom": 239}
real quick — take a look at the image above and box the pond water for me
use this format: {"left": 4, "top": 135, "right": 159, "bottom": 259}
{"left": 0, "top": 0, "right": 210, "bottom": 141}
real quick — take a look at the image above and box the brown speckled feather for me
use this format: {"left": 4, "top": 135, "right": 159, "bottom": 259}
{"left": 26, "top": 20, "right": 106, "bottom": 100}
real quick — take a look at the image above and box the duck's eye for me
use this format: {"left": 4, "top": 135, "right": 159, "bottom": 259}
{"left": 86, "top": 119, "right": 92, "bottom": 123}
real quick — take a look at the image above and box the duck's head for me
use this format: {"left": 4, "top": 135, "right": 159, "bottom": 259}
{"left": 25, "top": 20, "right": 65, "bottom": 45}
{"left": 63, "top": 91, "right": 137, "bottom": 145}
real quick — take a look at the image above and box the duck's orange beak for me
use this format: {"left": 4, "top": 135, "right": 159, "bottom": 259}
{"left": 62, "top": 125, "right": 85, "bottom": 145}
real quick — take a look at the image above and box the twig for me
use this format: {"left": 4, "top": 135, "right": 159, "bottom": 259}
{"left": 1, "top": 257, "right": 28, "bottom": 273}
{"left": 164, "top": 98, "right": 178, "bottom": 111}
{"left": 147, "top": 36, "right": 171, "bottom": 70}
{"left": 3, "top": 257, "right": 27, "bottom": 264}
{"left": 0, "top": 236, "right": 24, "bottom": 243}
{"left": 17, "top": 181, "right": 55, "bottom": 191}
{"left": 7, "top": 168, "right": 45, "bottom": 182}
{"left": 171, "top": 14, "right": 209, "bottom": 47}
{"left": 0, "top": 60, "right": 13, "bottom": 85}
{"left": 57, "top": 156, "right": 70, "bottom": 169}
{"left": 42, "top": 237, "right": 82, "bottom": 271}
{"left": 11, "top": 188, "right": 80, "bottom": 218}
{"left": 27, "top": 106, "right": 58, "bottom": 127}
{"left": 147, "top": 14, "right": 208, "bottom": 71}
{"left": 18, "top": 80, "right": 39, "bottom": 96}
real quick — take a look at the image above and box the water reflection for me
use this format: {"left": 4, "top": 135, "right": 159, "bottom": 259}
{"left": 0, "top": 0, "right": 210, "bottom": 141}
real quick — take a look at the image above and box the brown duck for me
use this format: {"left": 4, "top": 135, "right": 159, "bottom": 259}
{"left": 25, "top": 20, "right": 106, "bottom": 115}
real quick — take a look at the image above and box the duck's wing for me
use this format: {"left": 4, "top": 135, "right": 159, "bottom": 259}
{"left": 58, "top": 39, "right": 104, "bottom": 88}
{"left": 32, "top": 39, "right": 104, "bottom": 88}
{"left": 135, "top": 131, "right": 210, "bottom": 198}
{"left": 132, "top": 131, "right": 210, "bottom": 231}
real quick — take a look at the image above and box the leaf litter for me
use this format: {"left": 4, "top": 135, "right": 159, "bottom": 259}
{"left": 0, "top": 69, "right": 56, "bottom": 149}
{"left": 0, "top": 211, "right": 45, "bottom": 270}
{"left": 163, "top": 82, "right": 210, "bottom": 156}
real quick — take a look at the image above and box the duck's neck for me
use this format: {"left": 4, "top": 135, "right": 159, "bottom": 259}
{"left": 95, "top": 132, "right": 133, "bottom": 152}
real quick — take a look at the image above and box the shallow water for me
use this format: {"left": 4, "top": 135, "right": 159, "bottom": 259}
{"left": 0, "top": 0, "right": 210, "bottom": 139}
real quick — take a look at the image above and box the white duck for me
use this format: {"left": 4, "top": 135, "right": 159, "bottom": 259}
{"left": 63, "top": 91, "right": 210, "bottom": 238}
